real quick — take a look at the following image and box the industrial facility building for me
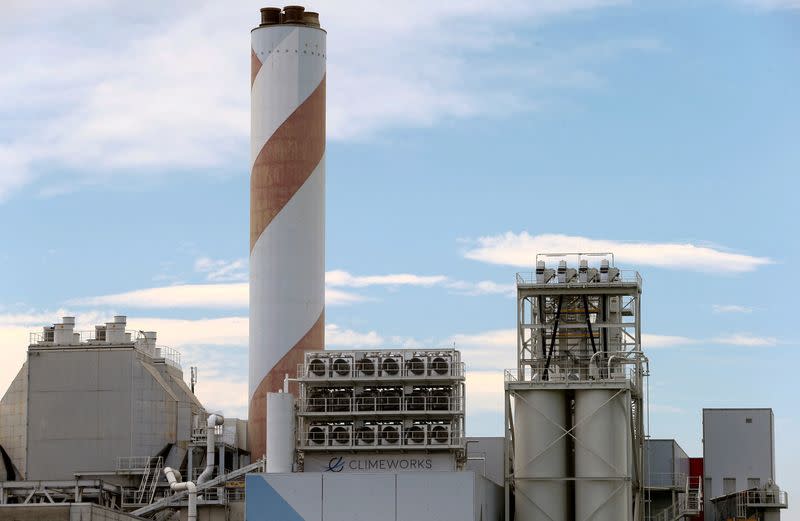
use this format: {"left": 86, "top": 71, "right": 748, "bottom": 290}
{"left": 0, "top": 5, "right": 791, "bottom": 521}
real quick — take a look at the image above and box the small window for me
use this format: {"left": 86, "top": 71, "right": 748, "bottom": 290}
{"left": 724, "top": 478, "right": 737, "bottom": 495}
{"left": 746, "top": 418, "right": 753, "bottom": 423}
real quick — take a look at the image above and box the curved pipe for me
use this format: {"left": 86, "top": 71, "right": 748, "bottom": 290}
{"left": 164, "top": 466, "right": 196, "bottom": 521}
{"left": 197, "top": 414, "right": 224, "bottom": 485}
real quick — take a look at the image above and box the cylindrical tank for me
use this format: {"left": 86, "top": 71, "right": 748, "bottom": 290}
{"left": 575, "top": 389, "right": 631, "bottom": 521}
{"left": 513, "top": 390, "right": 569, "bottom": 521}
{"left": 266, "top": 392, "right": 295, "bottom": 473}
{"left": 249, "top": 6, "right": 327, "bottom": 460}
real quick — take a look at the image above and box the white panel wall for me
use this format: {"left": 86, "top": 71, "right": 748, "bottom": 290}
{"left": 248, "top": 472, "right": 500, "bottom": 521}
{"left": 323, "top": 474, "right": 395, "bottom": 521}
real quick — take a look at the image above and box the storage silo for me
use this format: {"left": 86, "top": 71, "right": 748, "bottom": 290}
{"left": 574, "top": 388, "right": 631, "bottom": 521}
{"left": 249, "top": 5, "right": 327, "bottom": 461}
{"left": 505, "top": 254, "right": 647, "bottom": 521}
{"left": 512, "top": 390, "right": 569, "bottom": 521}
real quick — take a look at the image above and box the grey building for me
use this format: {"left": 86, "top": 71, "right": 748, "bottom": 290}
{"left": 0, "top": 316, "right": 205, "bottom": 482}
{"left": 644, "top": 439, "right": 692, "bottom": 517}
{"left": 702, "top": 408, "right": 779, "bottom": 519}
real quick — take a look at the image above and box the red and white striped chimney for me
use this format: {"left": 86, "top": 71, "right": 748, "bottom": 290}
{"left": 249, "top": 5, "right": 326, "bottom": 460}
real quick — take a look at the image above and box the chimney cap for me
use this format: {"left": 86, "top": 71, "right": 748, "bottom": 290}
{"left": 260, "top": 7, "right": 281, "bottom": 25}
{"left": 282, "top": 5, "right": 306, "bottom": 24}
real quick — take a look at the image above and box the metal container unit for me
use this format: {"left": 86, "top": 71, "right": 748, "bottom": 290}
{"left": 505, "top": 254, "right": 647, "bottom": 521}
{"left": 249, "top": 5, "right": 327, "bottom": 461}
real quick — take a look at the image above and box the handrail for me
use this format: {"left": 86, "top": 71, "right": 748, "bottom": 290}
{"left": 130, "top": 459, "right": 266, "bottom": 517}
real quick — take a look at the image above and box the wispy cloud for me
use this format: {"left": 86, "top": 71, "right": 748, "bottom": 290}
{"left": 194, "top": 257, "right": 248, "bottom": 282}
{"left": 643, "top": 334, "right": 698, "bottom": 348}
{"left": 712, "top": 304, "right": 754, "bottom": 314}
{"left": 326, "top": 270, "right": 446, "bottom": 288}
{"left": 0, "top": 0, "right": 656, "bottom": 201}
{"left": 68, "top": 283, "right": 365, "bottom": 309}
{"left": 68, "top": 268, "right": 513, "bottom": 310}
{"left": 463, "top": 232, "right": 773, "bottom": 273}
{"left": 712, "top": 333, "right": 779, "bottom": 347}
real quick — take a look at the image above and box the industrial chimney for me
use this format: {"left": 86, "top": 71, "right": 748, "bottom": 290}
{"left": 249, "top": 5, "right": 326, "bottom": 460}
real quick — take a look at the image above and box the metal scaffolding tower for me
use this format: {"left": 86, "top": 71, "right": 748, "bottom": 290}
{"left": 505, "top": 253, "right": 649, "bottom": 521}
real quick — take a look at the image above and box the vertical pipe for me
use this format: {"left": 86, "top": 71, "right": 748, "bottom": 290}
{"left": 249, "top": 7, "right": 327, "bottom": 460}
{"left": 197, "top": 414, "right": 224, "bottom": 485}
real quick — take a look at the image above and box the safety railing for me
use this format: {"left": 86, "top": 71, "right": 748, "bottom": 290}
{"left": 117, "top": 456, "right": 158, "bottom": 473}
{"left": 745, "top": 489, "right": 788, "bottom": 508}
{"left": 29, "top": 330, "right": 181, "bottom": 368}
{"left": 504, "top": 351, "right": 643, "bottom": 383}
{"left": 515, "top": 270, "right": 642, "bottom": 287}
{"left": 299, "top": 426, "right": 465, "bottom": 450}
{"left": 645, "top": 472, "right": 687, "bottom": 490}
{"left": 298, "top": 395, "right": 464, "bottom": 414}
{"left": 136, "top": 343, "right": 182, "bottom": 369}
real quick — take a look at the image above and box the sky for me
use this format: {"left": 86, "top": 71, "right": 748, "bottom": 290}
{"left": 1, "top": 0, "right": 798, "bottom": 515}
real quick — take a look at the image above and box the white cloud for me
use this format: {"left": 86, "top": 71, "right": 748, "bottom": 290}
{"left": 194, "top": 257, "right": 248, "bottom": 282}
{"left": 445, "top": 280, "right": 516, "bottom": 297}
{"left": 643, "top": 334, "right": 698, "bottom": 348}
{"left": 712, "top": 333, "right": 779, "bottom": 347}
{"left": 712, "top": 304, "right": 754, "bottom": 314}
{"left": 325, "top": 324, "right": 384, "bottom": 348}
{"left": 0, "top": 0, "right": 654, "bottom": 200}
{"left": 69, "top": 282, "right": 365, "bottom": 309}
{"left": 326, "top": 270, "right": 446, "bottom": 288}
{"left": 463, "top": 232, "right": 773, "bottom": 273}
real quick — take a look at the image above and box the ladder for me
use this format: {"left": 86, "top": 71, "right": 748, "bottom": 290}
{"left": 147, "top": 457, "right": 163, "bottom": 504}
{"left": 135, "top": 456, "right": 163, "bottom": 505}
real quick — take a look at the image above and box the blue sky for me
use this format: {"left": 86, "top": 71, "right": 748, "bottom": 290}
{"left": 1, "top": 0, "right": 798, "bottom": 514}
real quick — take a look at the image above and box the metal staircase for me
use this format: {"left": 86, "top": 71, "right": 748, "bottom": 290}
{"left": 651, "top": 475, "right": 702, "bottom": 521}
{"left": 133, "top": 457, "right": 163, "bottom": 506}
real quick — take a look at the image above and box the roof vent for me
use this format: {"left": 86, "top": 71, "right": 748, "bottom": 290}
{"left": 282, "top": 5, "right": 305, "bottom": 24}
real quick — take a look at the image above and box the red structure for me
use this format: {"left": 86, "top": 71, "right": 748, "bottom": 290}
{"left": 689, "top": 457, "right": 704, "bottom": 521}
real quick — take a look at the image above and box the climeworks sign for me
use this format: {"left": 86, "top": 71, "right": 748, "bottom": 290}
{"left": 303, "top": 453, "right": 457, "bottom": 473}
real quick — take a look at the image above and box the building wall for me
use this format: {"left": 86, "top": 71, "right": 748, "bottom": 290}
{"left": 245, "top": 471, "right": 502, "bottom": 521}
{"left": 703, "top": 409, "right": 774, "bottom": 518}
{"left": 0, "top": 362, "right": 28, "bottom": 478}
{"left": 25, "top": 347, "right": 202, "bottom": 480}
{"left": 465, "top": 436, "right": 504, "bottom": 487}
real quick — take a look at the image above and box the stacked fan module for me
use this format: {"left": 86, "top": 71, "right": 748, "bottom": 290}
{"left": 295, "top": 350, "right": 466, "bottom": 451}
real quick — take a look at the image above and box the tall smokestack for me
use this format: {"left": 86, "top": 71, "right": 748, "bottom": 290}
{"left": 249, "top": 5, "right": 326, "bottom": 460}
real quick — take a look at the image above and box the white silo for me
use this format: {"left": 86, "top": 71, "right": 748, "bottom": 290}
{"left": 505, "top": 254, "right": 647, "bottom": 521}
{"left": 249, "top": 5, "right": 326, "bottom": 461}
{"left": 574, "top": 388, "right": 631, "bottom": 521}
{"left": 513, "top": 390, "right": 569, "bottom": 521}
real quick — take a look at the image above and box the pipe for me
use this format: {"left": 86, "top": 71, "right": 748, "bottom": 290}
{"left": 164, "top": 467, "right": 196, "bottom": 521}
{"left": 197, "top": 414, "right": 224, "bottom": 485}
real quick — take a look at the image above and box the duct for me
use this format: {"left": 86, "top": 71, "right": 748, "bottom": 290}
{"left": 197, "top": 414, "right": 224, "bottom": 485}
{"left": 164, "top": 467, "right": 196, "bottom": 521}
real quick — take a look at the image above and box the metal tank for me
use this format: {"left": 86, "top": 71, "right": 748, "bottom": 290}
{"left": 513, "top": 390, "right": 569, "bottom": 521}
{"left": 249, "top": 5, "right": 327, "bottom": 460}
{"left": 574, "top": 389, "right": 631, "bottom": 521}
